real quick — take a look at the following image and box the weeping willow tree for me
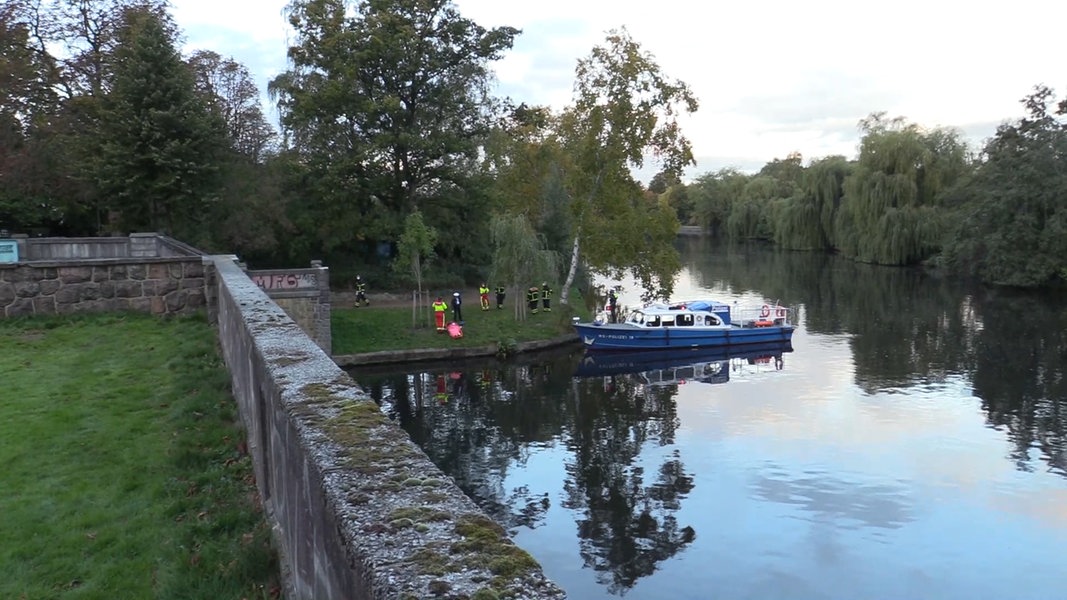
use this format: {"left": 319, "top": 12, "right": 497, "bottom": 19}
{"left": 489, "top": 213, "right": 558, "bottom": 320}
{"left": 834, "top": 114, "right": 969, "bottom": 265}
{"left": 725, "top": 175, "right": 780, "bottom": 240}
{"left": 775, "top": 155, "right": 851, "bottom": 251}
{"left": 688, "top": 168, "right": 750, "bottom": 233}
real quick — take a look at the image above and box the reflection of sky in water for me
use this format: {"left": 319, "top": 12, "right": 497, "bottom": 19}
{"left": 493, "top": 324, "right": 1067, "bottom": 599}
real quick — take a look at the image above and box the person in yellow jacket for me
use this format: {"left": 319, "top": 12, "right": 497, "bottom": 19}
{"left": 431, "top": 296, "right": 449, "bottom": 331}
{"left": 479, "top": 283, "right": 490, "bottom": 311}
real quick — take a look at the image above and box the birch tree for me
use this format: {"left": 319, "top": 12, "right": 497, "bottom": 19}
{"left": 556, "top": 28, "right": 697, "bottom": 304}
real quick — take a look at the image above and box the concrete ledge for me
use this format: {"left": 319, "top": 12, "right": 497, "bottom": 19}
{"left": 333, "top": 334, "right": 581, "bottom": 368}
{"left": 211, "top": 257, "right": 567, "bottom": 600}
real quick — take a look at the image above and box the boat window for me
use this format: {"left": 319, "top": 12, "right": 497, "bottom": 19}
{"left": 676, "top": 314, "right": 693, "bottom": 327}
{"left": 648, "top": 316, "right": 661, "bottom": 327}
{"left": 661, "top": 318, "right": 675, "bottom": 327}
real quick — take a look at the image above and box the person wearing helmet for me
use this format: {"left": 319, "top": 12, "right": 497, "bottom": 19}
{"left": 354, "top": 275, "right": 368, "bottom": 307}
{"left": 540, "top": 281, "right": 552, "bottom": 312}
{"left": 527, "top": 284, "right": 539, "bottom": 314}
{"left": 451, "top": 291, "right": 463, "bottom": 323}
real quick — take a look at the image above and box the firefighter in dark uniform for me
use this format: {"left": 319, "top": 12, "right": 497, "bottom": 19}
{"left": 540, "top": 282, "right": 552, "bottom": 312}
{"left": 527, "top": 285, "right": 539, "bottom": 314}
{"left": 495, "top": 285, "right": 506, "bottom": 309}
{"left": 354, "top": 275, "right": 368, "bottom": 307}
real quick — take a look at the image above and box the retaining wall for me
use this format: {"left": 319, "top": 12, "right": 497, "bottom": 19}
{"left": 0, "top": 234, "right": 208, "bottom": 318}
{"left": 211, "top": 256, "right": 566, "bottom": 600}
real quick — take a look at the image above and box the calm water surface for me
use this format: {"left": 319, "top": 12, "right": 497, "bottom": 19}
{"left": 351, "top": 238, "right": 1067, "bottom": 600}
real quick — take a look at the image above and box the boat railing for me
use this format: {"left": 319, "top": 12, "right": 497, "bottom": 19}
{"left": 734, "top": 304, "right": 794, "bottom": 328}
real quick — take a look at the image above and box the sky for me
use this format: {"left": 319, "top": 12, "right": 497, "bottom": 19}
{"left": 170, "top": 0, "right": 1067, "bottom": 177}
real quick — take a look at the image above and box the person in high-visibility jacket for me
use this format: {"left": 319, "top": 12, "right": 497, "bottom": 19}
{"left": 354, "top": 275, "right": 368, "bottom": 307}
{"left": 527, "top": 285, "right": 539, "bottom": 314}
{"left": 495, "top": 285, "right": 506, "bottom": 309}
{"left": 540, "top": 282, "right": 552, "bottom": 312}
{"left": 479, "top": 283, "right": 490, "bottom": 311}
{"left": 432, "top": 296, "right": 449, "bottom": 331}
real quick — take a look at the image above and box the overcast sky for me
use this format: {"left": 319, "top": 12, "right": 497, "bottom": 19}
{"left": 170, "top": 0, "right": 1067, "bottom": 177}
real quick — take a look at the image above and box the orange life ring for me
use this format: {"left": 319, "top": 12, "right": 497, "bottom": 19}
{"left": 776, "top": 307, "right": 786, "bottom": 318}
{"left": 760, "top": 304, "right": 770, "bottom": 318}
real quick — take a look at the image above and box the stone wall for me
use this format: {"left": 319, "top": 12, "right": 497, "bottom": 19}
{"left": 211, "top": 256, "right": 566, "bottom": 600}
{"left": 0, "top": 259, "right": 207, "bottom": 318}
{"left": 247, "top": 262, "right": 331, "bottom": 353}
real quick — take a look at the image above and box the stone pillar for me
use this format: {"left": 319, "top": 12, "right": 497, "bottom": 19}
{"left": 129, "top": 232, "right": 159, "bottom": 258}
{"left": 311, "top": 260, "right": 331, "bottom": 355}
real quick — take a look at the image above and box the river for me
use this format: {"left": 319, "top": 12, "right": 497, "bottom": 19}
{"left": 349, "top": 237, "right": 1067, "bottom": 600}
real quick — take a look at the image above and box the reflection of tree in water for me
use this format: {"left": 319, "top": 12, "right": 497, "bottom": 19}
{"left": 970, "top": 290, "right": 1067, "bottom": 476}
{"left": 681, "top": 236, "right": 1067, "bottom": 478}
{"left": 563, "top": 377, "right": 696, "bottom": 594}
{"left": 353, "top": 352, "right": 697, "bottom": 594}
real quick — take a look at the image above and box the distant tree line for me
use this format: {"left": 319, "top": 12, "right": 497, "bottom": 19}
{"left": 2, "top": 0, "right": 1064, "bottom": 296}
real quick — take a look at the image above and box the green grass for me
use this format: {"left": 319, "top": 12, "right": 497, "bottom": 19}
{"left": 0, "top": 313, "right": 278, "bottom": 600}
{"left": 332, "top": 298, "right": 590, "bottom": 356}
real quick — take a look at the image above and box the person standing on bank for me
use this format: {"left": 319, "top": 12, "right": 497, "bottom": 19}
{"left": 541, "top": 282, "right": 552, "bottom": 312}
{"left": 608, "top": 289, "right": 618, "bottom": 323}
{"left": 451, "top": 291, "right": 463, "bottom": 323}
{"left": 354, "top": 275, "right": 368, "bottom": 307}
{"left": 479, "top": 283, "right": 490, "bottom": 311}
{"left": 495, "top": 285, "right": 506, "bottom": 309}
{"left": 432, "top": 296, "right": 449, "bottom": 332}
{"left": 527, "top": 285, "right": 539, "bottom": 314}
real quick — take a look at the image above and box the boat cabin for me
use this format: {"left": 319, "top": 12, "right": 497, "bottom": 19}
{"left": 625, "top": 300, "right": 733, "bottom": 328}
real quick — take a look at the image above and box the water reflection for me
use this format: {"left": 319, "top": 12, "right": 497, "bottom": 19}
{"left": 350, "top": 239, "right": 1067, "bottom": 599}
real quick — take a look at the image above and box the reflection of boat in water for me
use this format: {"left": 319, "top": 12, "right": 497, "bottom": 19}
{"left": 573, "top": 340, "right": 793, "bottom": 386}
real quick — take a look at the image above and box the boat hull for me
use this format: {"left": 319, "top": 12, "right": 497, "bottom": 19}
{"left": 573, "top": 340, "right": 794, "bottom": 378}
{"left": 574, "top": 322, "right": 794, "bottom": 350}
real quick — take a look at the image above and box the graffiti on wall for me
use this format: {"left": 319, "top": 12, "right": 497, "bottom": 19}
{"left": 251, "top": 272, "right": 318, "bottom": 291}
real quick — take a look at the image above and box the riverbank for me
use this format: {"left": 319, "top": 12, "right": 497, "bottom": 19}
{"left": 331, "top": 294, "right": 589, "bottom": 365}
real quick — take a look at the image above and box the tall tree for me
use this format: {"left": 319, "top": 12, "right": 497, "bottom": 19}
{"left": 941, "top": 86, "right": 1067, "bottom": 287}
{"left": 188, "top": 50, "right": 276, "bottom": 162}
{"left": 269, "top": 0, "right": 518, "bottom": 257}
{"left": 557, "top": 29, "right": 697, "bottom": 304}
{"left": 489, "top": 213, "right": 557, "bottom": 320}
{"left": 835, "top": 113, "right": 968, "bottom": 265}
{"left": 95, "top": 7, "right": 227, "bottom": 239}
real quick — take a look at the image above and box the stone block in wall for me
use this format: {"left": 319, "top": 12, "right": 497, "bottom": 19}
{"left": 148, "top": 278, "right": 179, "bottom": 296}
{"left": 151, "top": 296, "right": 166, "bottom": 314}
{"left": 3, "top": 268, "right": 33, "bottom": 283}
{"left": 6, "top": 298, "right": 34, "bottom": 317}
{"left": 186, "top": 290, "right": 205, "bottom": 309}
{"left": 110, "top": 265, "right": 128, "bottom": 280}
{"left": 128, "top": 297, "right": 153, "bottom": 313}
{"left": 15, "top": 281, "right": 39, "bottom": 298}
{"left": 115, "top": 280, "right": 143, "bottom": 298}
{"left": 0, "top": 282, "right": 14, "bottom": 306}
{"left": 58, "top": 266, "right": 92, "bottom": 284}
{"left": 79, "top": 283, "right": 100, "bottom": 301}
{"left": 164, "top": 290, "right": 186, "bottom": 312}
{"left": 184, "top": 261, "right": 204, "bottom": 278}
{"left": 148, "top": 263, "right": 170, "bottom": 280}
{"left": 33, "top": 296, "right": 56, "bottom": 315}
{"left": 128, "top": 265, "right": 146, "bottom": 280}
{"left": 92, "top": 267, "right": 109, "bottom": 282}
{"left": 54, "top": 286, "right": 81, "bottom": 305}
{"left": 98, "top": 281, "right": 115, "bottom": 299}
{"left": 39, "top": 279, "right": 60, "bottom": 295}
{"left": 180, "top": 277, "right": 204, "bottom": 290}
{"left": 38, "top": 267, "right": 57, "bottom": 280}
{"left": 169, "top": 263, "right": 183, "bottom": 279}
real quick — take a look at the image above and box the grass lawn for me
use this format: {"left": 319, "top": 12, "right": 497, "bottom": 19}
{"left": 332, "top": 296, "right": 591, "bottom": 356}
{"left": 0, "top": 312, "right": 278, "bottom": 600}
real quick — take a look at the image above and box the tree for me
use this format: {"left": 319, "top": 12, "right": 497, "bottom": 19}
{"left": 835, "top": 113, "right": 968, "bottom": 265}
{"left": 556, "top": 29, "right": 697, "bottom": 304}
{"left": 393, "top": 210, "right": 438, "bottom": 326}
{"left": 489, "top": 213, "right": 557, "bottom": 320}
{"left": 941, "top": 86, "right": 1067, "bottom": 287}
{"left": 688, "top": 167, "right": 749, "bottom": 234}
{"left": 188, "top": 50, "right": 276, "bottom": 162}
{"left": 269, "top": 0, "right": 518, "bottom": 257}
{"left": 94, "top": 7, "right": 227, "bottom": 240}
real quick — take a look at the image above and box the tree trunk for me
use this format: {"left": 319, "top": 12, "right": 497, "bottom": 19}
{"left": 560, "top": 234, "right": 581, "bottom": 305}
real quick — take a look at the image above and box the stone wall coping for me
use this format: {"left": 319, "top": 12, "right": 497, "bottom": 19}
{"left": 0, "top": 256, "right": 198, "bottom": 268}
